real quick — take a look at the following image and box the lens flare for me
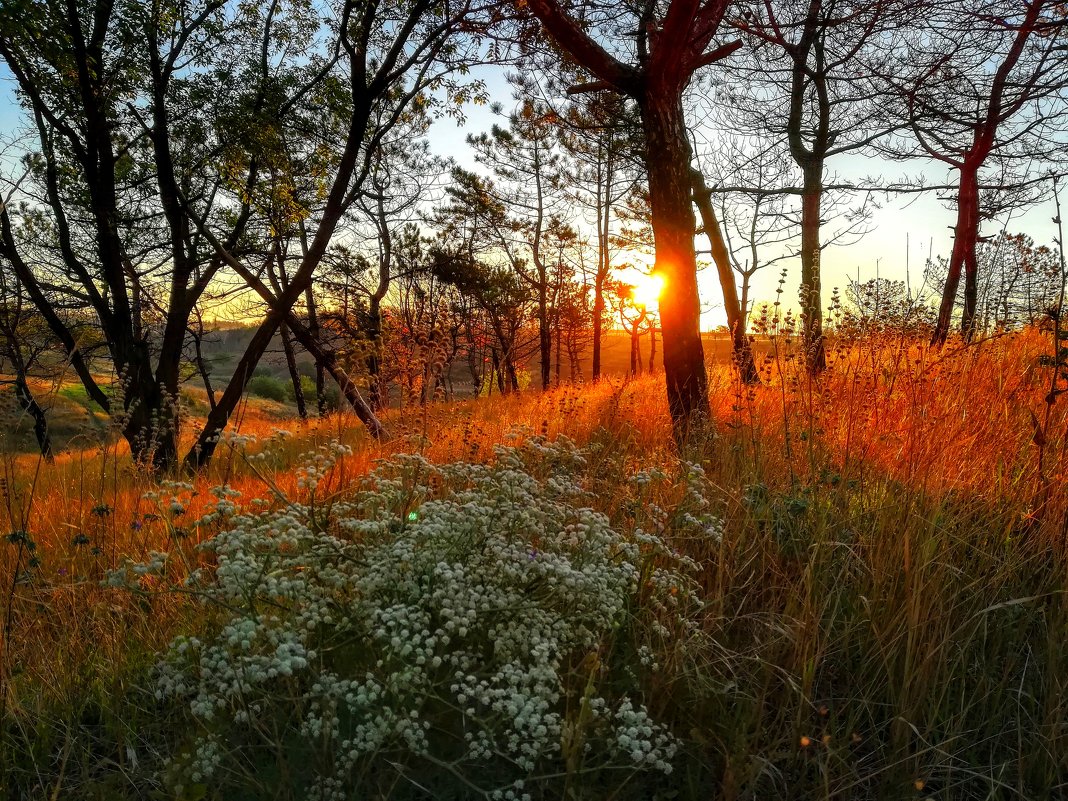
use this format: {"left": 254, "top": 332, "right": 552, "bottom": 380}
{"left": 631, "top": 273, "right": 665, "bottom": 309}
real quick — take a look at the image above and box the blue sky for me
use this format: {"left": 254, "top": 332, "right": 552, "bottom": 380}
{"left": 1, "top": 60, "right": 1059, "bottom": 329}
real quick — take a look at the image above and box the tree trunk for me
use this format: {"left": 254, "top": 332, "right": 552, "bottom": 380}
{"left": 638, "top": 90, "right": 710, "bottom": 438}
{"left": 539, "top": 284, "right": 551, "bottom": 390}
{"left": 367, "top": 297, "right": 385, "bottom": 411}
{"left": 592, "top": 172, "right": 611, "bottom": 382}
{"left": 191, "top": 329, "right": 217, "bottom": 410}
{"left": 13, "top": 371, "right": 52, "bottom": 462}
{"left": 933, "top": 167, "right": 981, "bottom": 345}
{"left": 124, "top": 363, "right": 179, "bottom": 472}
{"left": 691, "top": 169, "right": 759, "bottom": 384}
{"left": 800, "top": 162, "right": 826, "bottom": 374}
{"left": 304, "top": 285, "right": 328, "bottom": 416}
{"left": 592, "top": 284, "right": 604, "bottom": 381}
{"left": 279, "top": 323, "right": 307, "bottom": 420}
{"left": 648, "top": 325, "right": 657, "bottom": 372}
{"left": 491, "top": 348, "right": 505, "bottom": 394}
{"left": 554, "top": 315, "right": 562, "bottom": 385}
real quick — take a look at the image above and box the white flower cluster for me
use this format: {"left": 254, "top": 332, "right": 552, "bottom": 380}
{"left": 156, "top": 436, "right": 704, "bottom": 798}
{"left": 295, "top": 442, "right": 353, "bottom": 493}
{"left": 105, "top": 550, "right": 169, "bottom": 588}
{"left": 631, "top": 460, "right": 724, "bottom": 546}
{"left": 195, "top": 485, "right": 242, "bottom": 527}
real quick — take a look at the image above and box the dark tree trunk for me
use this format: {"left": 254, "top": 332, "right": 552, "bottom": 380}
{"left": 648, "top": 325, "right": 656, "bottom": 372}
{"left": 192, "top": 330, "right": 217, "bottom": 411}
{"left": 13, "top": 371, "right": 52, "bottom": 462}
{"left": 539, "top": 285, "right": 551, "bottom": 390}
{"left": 638, "top": 90, "right": 710, "bottom": 437}
{"left": 491, "top": 348, "right": 505, "bottom": 394}
{"left": 800, "top": 162, "right": 827, "bottom": 374}
{"left": 279, "top": 323, "right": 307, "bottom": 420}
{"left": 554, "top": 314, "right": 562, "bottom": 385}
{"left": 124, "top": 360, "right": 180, "bottom": 472}
{"left": 304, "top": 285, "right": 328, "bottom": 416}
{"left": 592, "top": 286, "right": 604, "bottom": 381}
{"left": 366, "top": 298, "right": 385, "bottom": 411}
{"left": 505, "top": 352, "right": 520, "bottom": 393}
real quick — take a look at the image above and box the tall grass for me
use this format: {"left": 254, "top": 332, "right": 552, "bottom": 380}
{"left": 1, "top": 327, "right": 1066, "bottom": 799}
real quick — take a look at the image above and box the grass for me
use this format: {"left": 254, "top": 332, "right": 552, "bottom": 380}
{"left": 0, "top": 326, "right": 1066, "bottom": 799}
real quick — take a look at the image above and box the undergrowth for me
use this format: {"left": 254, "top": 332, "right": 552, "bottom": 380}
{"left": 1, "top": 329, "right": 1067, "bottom": 799}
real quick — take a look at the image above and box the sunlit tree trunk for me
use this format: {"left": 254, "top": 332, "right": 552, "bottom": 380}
{"left": 934, "top": 167, "right": 981, "bottom": 343}
{"left": 799, "top": 162, "right": 827, "bottom": 373}
{"left": 639, "top": 90, "right": 710, "bottom": 435}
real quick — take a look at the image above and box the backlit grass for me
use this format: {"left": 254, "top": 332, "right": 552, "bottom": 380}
{"left": 1, "top": 328, "right": 1066, "bottom": 799}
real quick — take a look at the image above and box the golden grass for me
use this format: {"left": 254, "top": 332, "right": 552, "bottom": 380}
{"left": 1, "top": 326, "right": 1066, "bottom": 798}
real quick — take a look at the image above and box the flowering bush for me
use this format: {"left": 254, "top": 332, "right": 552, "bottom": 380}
{"left": 155, "top": 436, "right": 707, "bottom": 800}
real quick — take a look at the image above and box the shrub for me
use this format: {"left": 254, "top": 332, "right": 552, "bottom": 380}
{"left": 154, "top": 437, "right": 705, "bottom": 800}
{"left": 246, "top": 375, "right": 288, "bottom": 403}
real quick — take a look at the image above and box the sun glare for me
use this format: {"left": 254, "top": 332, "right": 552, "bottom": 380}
{"left": 631, "top": 273, "right": 666, "bottom": 309}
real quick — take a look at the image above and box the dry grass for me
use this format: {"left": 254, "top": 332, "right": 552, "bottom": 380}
{"left": 1, "top": 327, "right": 1066, "bottom": 799}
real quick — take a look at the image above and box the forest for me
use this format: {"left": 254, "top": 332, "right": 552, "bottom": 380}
{"left": 0, "top": 0, "right": 1066, "bottom": 798}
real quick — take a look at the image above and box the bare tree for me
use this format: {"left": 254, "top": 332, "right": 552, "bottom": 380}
{"left": 731, "top": 0, "right": 914, "bottom": 373}
{"left": 185, "top": 0, "right": 491, "bottom": 468}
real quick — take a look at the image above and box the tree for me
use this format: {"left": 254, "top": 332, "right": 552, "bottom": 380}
{"left": 0, "top": 251, "right": 57, "bottom": 460}
{"left": 556, "top": 91, "right": 642, "bottom": 381}
{"left": 521, "top": 0, "right": 743, "bottom": 438}
{"left": 731, "top": 0, "right": 913, "bottom": 373}
{"left": 698, "top": 141, "right": 797, "bottom": 342}
{"left": 886, "top": 0, "right": 1068, "bottom": 342}
{"left": 0, "top": 0, "right": 247, "bottom": 468}
{"left": 431, "top": 246, "right": 534, "bottom": 394}
{"left": 185, "top": 0, "right": 490, "bottom": 468}
{"left": 925, "top": 232, "right": 1063, "bottom": 333}
{"left": 464, "top": 95, "right": 573, "bottom": 390}
{"left": 690, "top": 167, "right": 759, "bottom": 382}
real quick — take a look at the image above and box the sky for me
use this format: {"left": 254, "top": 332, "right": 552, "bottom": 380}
{"left": 1, "top": 61, "right": 1061, "bottom": 330}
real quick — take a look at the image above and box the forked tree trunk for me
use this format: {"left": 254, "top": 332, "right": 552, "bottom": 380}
{"left": 934, "top": 167, "right": 981, "bottom": 344}
{"left": 638, "top": 90, "right": 710, "bottom": 438}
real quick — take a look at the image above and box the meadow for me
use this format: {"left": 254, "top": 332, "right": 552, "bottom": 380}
{"left": 0, "top": 327, "right": 1066, "bottom": 800}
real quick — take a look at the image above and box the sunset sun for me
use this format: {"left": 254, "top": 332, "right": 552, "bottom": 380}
{"left": 631, "top": 272, "right": 666, "bottom": 308}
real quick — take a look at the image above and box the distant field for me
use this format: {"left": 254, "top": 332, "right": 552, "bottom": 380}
{"left": 0, "top": 331, "right": 794, "bottom": 455}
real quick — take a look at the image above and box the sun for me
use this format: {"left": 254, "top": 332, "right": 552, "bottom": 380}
{"left": 631, "top": 273, "right": 665, "bottom": 309}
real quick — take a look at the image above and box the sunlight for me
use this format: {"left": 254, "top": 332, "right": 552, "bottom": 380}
{"left": 631, "top": 273, "right": 666, "bottom": 309}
